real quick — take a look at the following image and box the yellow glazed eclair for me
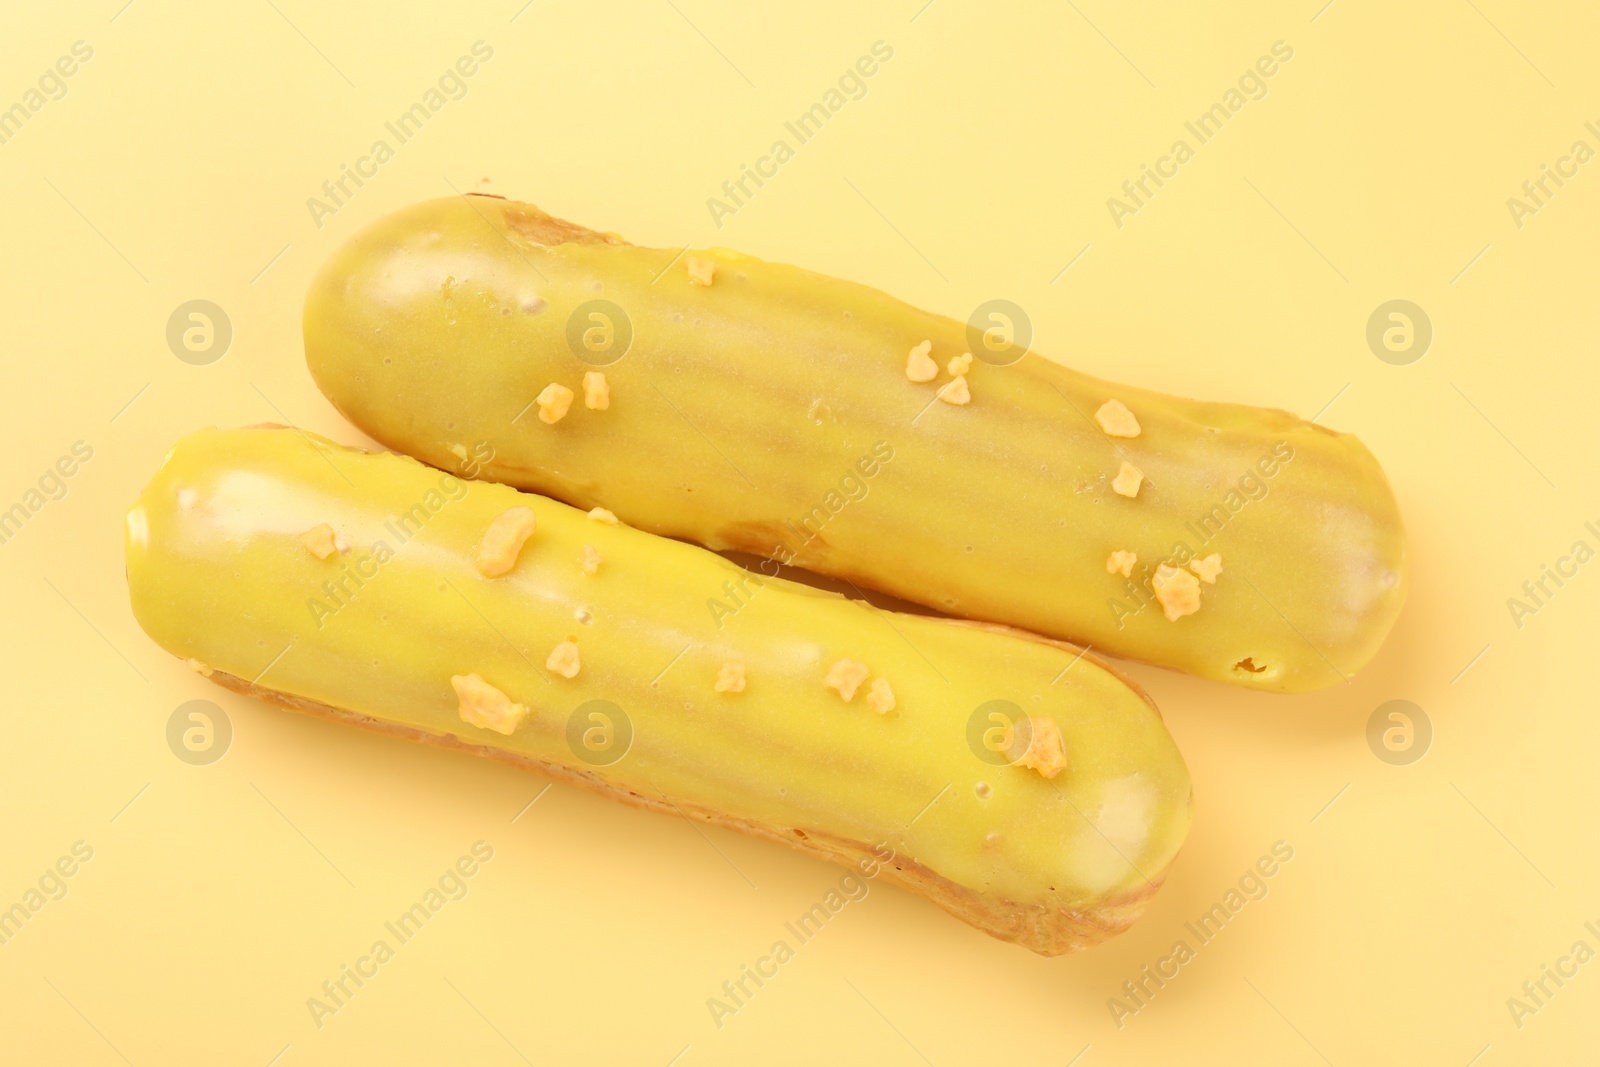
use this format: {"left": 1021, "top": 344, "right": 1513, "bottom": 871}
{"left": 125, "top": 427, "right": 1193, "bottom": 955}
{"left": 303, "top": 195, "right": 1408, "bottom": 692}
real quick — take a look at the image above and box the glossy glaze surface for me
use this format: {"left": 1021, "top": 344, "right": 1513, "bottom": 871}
{"left": 126, "top": 428, "right": 1192, "bottom": 947}
{"left": 304, "top": 196, "right": 1407, "bottom": 691}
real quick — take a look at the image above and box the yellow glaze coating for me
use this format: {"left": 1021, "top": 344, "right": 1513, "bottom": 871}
{"left": 126, "top": 428, "right": 1192, "bottom": 955}
{"left": 304, "top": 196, "right": 1408, "bottom": 692}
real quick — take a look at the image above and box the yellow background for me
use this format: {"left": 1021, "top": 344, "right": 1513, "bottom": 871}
{"left": 2, "top": 1, "right": 1597, "bottom": 1063}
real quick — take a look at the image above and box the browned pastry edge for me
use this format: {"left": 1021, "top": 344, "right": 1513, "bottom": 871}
{"left": 204, "top": 664, "right": 1170, "bottom": 956}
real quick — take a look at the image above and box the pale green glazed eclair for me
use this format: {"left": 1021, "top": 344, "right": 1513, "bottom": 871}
{"left": 303, "top": 195, "right": 1407, "bottom": 692}
{"left": 125, "top": 427, "right": 1192, "bottom": 955}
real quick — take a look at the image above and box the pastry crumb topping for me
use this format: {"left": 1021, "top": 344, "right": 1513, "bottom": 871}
{"left": 1153, "top": 563, "right": 1202, "bottom": 621}
{"left": 937, "top": 375, "right": 971, "bottom": 405}
{"left": 866, "top": 677, "right": 896, "bottom": 715}
{"left": 578, "top": 544, "right": 601, "bottom": 575}
{"left": 1189, "top": 553, "right": 1223, "bottom": 584}
{"left": 824, "top": 659, "right": 870, "bottom": 702}
{"left": 1111, "top": 461, "right": 1144, "bottom": 498}
{"left": 686, "top": 255, "right": 716, "bottom": 286}
{"left": 451, "top": 673, "right": 529, "bottom": 735}
{"left": 537, "top": 383, "right": 575, "bottom": 424}
{"left": 947, "top": 352, "right": 973, "bottom": 376}
{"left": 583, "top": 371, "right": 610, "bottom": 410}
{"left": 301, "top": 524, "right": 338, "bottom": 560}
{"left": 587, "top": 507, "right": 618, "bottom": 524}
{"left": 1094, "top": 399, "right": 1141, "bottom": 438}
{"left": 1016, "top": 717, "right": 1067, "bottom": 779}
{"left": 475, "top": 507, "right": 537, "bottom": 578}
{"left": 715, "top": 662, "right": 746, "bottom": 693}
{"left": 1106, "top": 550, "right": 1137, "bottom": 577}
{"left": 547, "top": 640, "right": 581, "bottom": 679}
{"left": 905, "top": 340, "right": 937, "bottom": 382}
